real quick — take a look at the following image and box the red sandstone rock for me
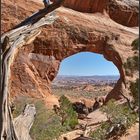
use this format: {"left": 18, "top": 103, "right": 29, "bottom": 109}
{"left": 62, "top": 0, "right": 139, "bottom": 27}
{"left": 1, "top": 0, "right": 139, "bottom": 102}
{"left": 82, "top": 85, "right": 94, "bottom": 92}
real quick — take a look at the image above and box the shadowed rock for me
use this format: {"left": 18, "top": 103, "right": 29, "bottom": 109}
{"left": 72, "top": 102, "right": 89, "bottom": 115}
{"left": 72, "top": 134, "right": 94, "bottom": 140}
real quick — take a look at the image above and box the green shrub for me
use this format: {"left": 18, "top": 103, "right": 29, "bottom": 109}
{"left": 31, "top": 114, "right": 67, "bottom": 140}
{"left": 90, "top": 100, "right": 138, "bottom": 140}
{"left": 13, "top": 96, "right": 34, "bottom": 118}
{"left": 130, "top": 78, "right": 139, "bottom": 106}
{"left": 13, "top": 97, "right": 68, "bottom": 140}
{"left": 90, "top": 121, "right": 110, "bottom": 140}
{"left": 124, "top": 56, "right": 138, "bottom": 71}
{"left": 101, "top": 100, "right": 137, "bottom": 128}
{"left": 58, "top": 95, "right": 78, "bottom": 130}
{"left": 131, "top": 38, "right": 139, "bottom": 50}
{"left": 30, "top": 100, "right": 68, "bottom": 140}
{"left": 124, "top": 38, "right": 139, "bottom": 76}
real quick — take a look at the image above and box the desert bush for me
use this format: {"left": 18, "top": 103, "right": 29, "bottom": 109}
{"left": 13, "top": 97, "right": 68, "bottom": 140}
{"left": 124, "top": 55, "right": 139, "bottom": 76}
{"left": 30, "top": 100, "right": 68, "bottom": 140}
{"left": 130, "top": 78, "right": 139, "bottom": 106}
{"left": 101, "top": 100, "right": 137, "bottom": 127}
{"left": 90, "top": 100, "right": 138, "bottom": 140}
{"left": 128, "top": 38, "right": 139, "bottom": 106}
{"left": 124, "top": 38, "right": 139, "bottom": 76}
{"left": 13, "top": 96, "right": 35, "bottom": 118}
{"left": 90, "top": 121, "right": 110, "bottom": 140}
{"left": 131, "top": 38, "right": 139, "bottom": 50}
{"left": 58, "top": 95, "right": 78, "bottom": 130}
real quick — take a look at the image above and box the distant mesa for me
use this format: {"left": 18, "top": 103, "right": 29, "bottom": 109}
{"left": 82, "top": 85, "right": 94, "bottom": 92}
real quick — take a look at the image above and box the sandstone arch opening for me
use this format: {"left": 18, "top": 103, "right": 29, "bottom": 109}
{"left": 58, "top": 52, "right": 119, "bottom": 76}
{"left": 52, "top": 52, "right": 120, "bottom": 102}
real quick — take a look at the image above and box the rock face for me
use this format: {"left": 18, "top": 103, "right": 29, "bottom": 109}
{"left": 106, "top": 0, "right": 139, "bottom": 27}
{"left": 62, "top": 0, "right": 139, "bottom": 27}
{"left": 1, "top": 0, "right": 139, "bottom": 102}
{"left": 63, "top": 0, "right": 108, "bottom": 13}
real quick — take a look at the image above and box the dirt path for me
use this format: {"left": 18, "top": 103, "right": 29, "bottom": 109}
{"left": 57, "top": 109, "right": 107, "bottom": 140}
{"left": 57, "top": 108, "right": 139, "bottom": 140}
{"left": 120, "top": 123, "right": 139, "bottom": 140}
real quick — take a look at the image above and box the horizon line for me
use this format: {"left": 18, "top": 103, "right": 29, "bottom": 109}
{"left": 57, "top": 74, "right": 120, "bottom": 76}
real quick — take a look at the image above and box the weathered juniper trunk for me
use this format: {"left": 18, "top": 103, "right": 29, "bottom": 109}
{"left": 0, "top": 0, "right": 64, "bottom": 139}
{"left": 13, "top": 104, "right": 36, "bottom": 140}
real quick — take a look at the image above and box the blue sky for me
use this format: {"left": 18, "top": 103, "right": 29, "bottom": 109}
{"left": 58, "top": 52, "right": 119, "bottom": 76}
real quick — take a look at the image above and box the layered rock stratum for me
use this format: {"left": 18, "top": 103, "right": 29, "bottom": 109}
{"left": 63, "top": 0, "right": 139, "bottom": 27}
{"left": 1, "top": 0, "right": 139, "bottom": 103}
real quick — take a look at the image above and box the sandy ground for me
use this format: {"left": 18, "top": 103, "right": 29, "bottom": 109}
{"left": 120, "top": 123, "right": 139, "bottom": 140}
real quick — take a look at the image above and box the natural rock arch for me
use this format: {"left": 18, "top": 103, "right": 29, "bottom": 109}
{"left": 9, "top": 2, "right": 138, "bottom": 102}
{"left": 1, "top": 0, "right": 138, "bottom": 139}
{"left": 32, "top": 38, "right": 125, "bottom": 101}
